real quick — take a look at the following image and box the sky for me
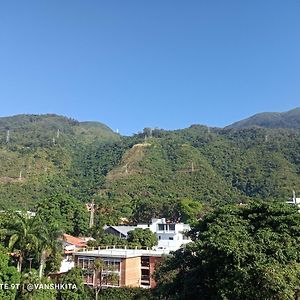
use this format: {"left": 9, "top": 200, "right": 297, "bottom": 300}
{"left": 0, "top": 1, "right": 300, "bottom": 135}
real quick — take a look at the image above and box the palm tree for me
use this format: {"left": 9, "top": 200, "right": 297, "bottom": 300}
{"left": 93, "top": 258, "right": 105, "bottom": 300}
{"left": 92, "top": 258, "right": 120, "bottom": 300}
{"left": 7, "top": 212, "right": 41, "bottom": 272}
{"left": 37, "top": 222, "right": 63, "bottom": 278}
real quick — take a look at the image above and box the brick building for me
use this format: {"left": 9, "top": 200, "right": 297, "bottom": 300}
{"left": 74, "top": 248, "right": 168, "bottom": 288}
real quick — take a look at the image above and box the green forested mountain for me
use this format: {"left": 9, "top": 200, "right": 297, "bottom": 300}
{"left": 0, "top": 114, "right": 120, "bottom": 208}
{"left": 1, "top": 113, "right": 300, "bottom": 224}
{"left": 227, "top": 107, "right": 300, "bottom": 129}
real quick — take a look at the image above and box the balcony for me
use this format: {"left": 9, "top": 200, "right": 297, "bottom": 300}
{"left": 141, "top": 275, "right": 150, "bottom": 282}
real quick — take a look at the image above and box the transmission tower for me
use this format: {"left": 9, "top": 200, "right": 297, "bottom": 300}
{"left": 6, "top": 130, "right": 10, "bottom": 143}
{"left": 89, "top": 199, "right": 95, "bottom": 228}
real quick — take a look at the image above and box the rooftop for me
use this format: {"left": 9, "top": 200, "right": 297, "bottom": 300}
{"left": 75, "top": 247, "right": 170, "bottom": 258}
{"left": 105, "top": 225, "right": 137, "bottom": 236}
{"left": 63, "top": 234, "right": 87, "bottom": 247}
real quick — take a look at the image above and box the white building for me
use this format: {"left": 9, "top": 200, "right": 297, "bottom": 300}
{"left": 59, "top": 234, "right": 88, "bottom": 273}
{"left": 137, "top": 218, "right": 191, "bottom": 251}
{"left": 286, "top": 190, "right": 300, "bottom": 208}
{"left": 104, "top": 218, "right": 191, "bottom": 251}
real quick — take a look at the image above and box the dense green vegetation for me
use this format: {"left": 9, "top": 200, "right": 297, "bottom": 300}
{"left": 1, "top": 114, "right": 300, "bottom": 226}
{"left": 127, "top": 228, "right": 158, "bottom": 248}
{"left": 2, "top": 112, "right": 300, "bottom": 299}
{"left": 154, "top": 201, "right": 300, "bottom": 300}
{"left": 227, "top": 107, "right": 300, "bottom": 129}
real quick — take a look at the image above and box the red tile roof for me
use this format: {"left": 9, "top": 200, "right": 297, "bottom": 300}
{"left": 63, "top": 234, "right": 87, "bottom": 247}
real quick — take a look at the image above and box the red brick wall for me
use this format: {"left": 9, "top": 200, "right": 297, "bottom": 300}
{"left": 150, "top": 256, "right": 163, "bottom": 288}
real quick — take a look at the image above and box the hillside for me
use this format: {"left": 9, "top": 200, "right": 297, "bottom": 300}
{"left": 0, "top": 114, "right": 120, "bottom": 208}
{"left": 0, "top": 114, "right": 118, "bottom": 146}
{"left": 96, "top": 126, "right": 300, "bottom": 222}
{"left": 226, "top": 108, "right": 300, "bottom": 129}
{"left": 1, "top": 113, "right": 300, "bottom": 224}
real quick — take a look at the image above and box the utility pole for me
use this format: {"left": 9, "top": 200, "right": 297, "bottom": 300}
{"left": 191, "top": 162, "right": 194, "bottom": 172}
{"left": 56, "top": 129, "right": 60, "bottom": 139}
{"left": 293, "top": 190, "right": 296, "bottom": 203}
{"left": 19, "top": 171, "right": 22, "bottom": 181}
{"left": 6, "top": 130, "right": 10, "bottom": 143}
{"left": 125, "top": 163, "right": 128, "bottom": 174}
{"left": 89, "top": 199, "right": 95, "bottom": 228}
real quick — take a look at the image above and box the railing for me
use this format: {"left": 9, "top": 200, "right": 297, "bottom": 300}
{"left": 78, "top": 245, "right": 151, "bottom": 252}
{"left": 141, "top": 261, "right": 150, "bottom": 268}
{"left": 141, "top": 275, "right": 150, "bottom": 281}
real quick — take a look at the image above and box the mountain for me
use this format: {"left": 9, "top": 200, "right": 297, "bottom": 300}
{"left": 226, "top": 108, "right": 300, "bottom": 129}
{"left": 0, "top": 114, "right": 119, "bottom": 145}
{"left": 96, "top": 125, "right": 300, "bottom": 222}
{"left": 0, "top": 114, "right": 120, "bottom": 209}
{"left": 1, "top": 113, "right": 300, "bottom": 224}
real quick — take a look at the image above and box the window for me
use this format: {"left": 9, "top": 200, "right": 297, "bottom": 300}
{"left": 77, "top": 258, "right": 84, "bottom": 268}
{"left": 169, "top": 224, "right": 175, "bottom": 231}
{"left": 83, "top": 259, "right": 89, "bottom": 269}
{"left": 104, "top": 259, "right": 121, "bottom": 272}
{"left": 169, "top": 237, "right": 174, "bottom": 240}
{"left": 158, "top": 224, "right": 165, "bottom": 231}
{"left": 141, "top": 269, "right": 150, "bottom": 282}
{"left": 141, "top": 256, "right": 150, "bottom": 268}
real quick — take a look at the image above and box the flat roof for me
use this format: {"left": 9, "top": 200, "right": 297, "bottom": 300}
{"left": 74, "top": 248, "right": 170, "bottom": 259}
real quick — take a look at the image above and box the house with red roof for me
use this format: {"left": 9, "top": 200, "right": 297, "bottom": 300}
{"left": 59, "top": 234, "right": 88, "bottom": 273}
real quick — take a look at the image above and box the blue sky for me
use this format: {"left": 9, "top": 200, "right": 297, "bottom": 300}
{"left": 0, "top": 1, "right": 300, "bottom": 135}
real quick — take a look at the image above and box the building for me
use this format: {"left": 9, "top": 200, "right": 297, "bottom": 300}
{"left": 137, "top": 218, "right": 191, "bottom": 251}
{"left": 74, "top": 247, "right": 168, "bottom": 288}
{"left": 286, "top": 191, "right": 300, "bottom": 208}
{"left": 59, "top": 234, "right": 88, "bottom": 273}
{"left": 104, "top": 218, "right": 191, "bottom": 251}
{"left": 103, "top": 226, "right": 137, "bottom": 239}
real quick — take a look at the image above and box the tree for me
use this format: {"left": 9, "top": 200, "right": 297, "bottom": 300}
{"left": 178, "top": 198, "right": 203, "bottom": 224}
{"left": 17, "top": 269, "right": 57, "bottom": 300}
{"left": 127, "top": 228, "right": 158, "bottom": 248}
{"left": 95, "top": 287, "right": 152, "bottom": 300}
{"left": 0, "top": 246, "right": 20, "bottom": 300}
{"left": 93, "top": 258, "right": 105, "bottom": 300}
{"left": 154, "top": 201, "right": 300, "bottom": 300}
{"left": 59, "top": 268, "right": 90, "bottom": 300}
{"left": 7, "top": 213, "right": 41, "bottom": 272}
{"left": 36, "top": 194, "right": 89, "bottom": 236}
{"left": 37, "top": 222, "right": 63, "bottom": 278}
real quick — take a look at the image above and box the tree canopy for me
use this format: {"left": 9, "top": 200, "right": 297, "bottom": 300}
{"left": 127, "top": 228, "right": 158, "bottom": 248}
{"left": 154, "top": 201, "right": 300, "bottom": 300}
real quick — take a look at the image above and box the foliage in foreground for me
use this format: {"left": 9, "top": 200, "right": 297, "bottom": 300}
{"left": 154, "top": 201, "right": 300, "bottom": 300}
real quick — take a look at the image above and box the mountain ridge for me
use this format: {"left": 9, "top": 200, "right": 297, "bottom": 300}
{"left": 1, "top": 111, "right": 300, "bottom": 224}
{"left": 226, "top": 108, "right": 300, "bottom": 129}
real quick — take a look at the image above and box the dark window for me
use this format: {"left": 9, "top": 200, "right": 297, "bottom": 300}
{"left": 158, "top": 224, "right": 164, "bottom": 231}
{"left": 169, "top": 224, "right": 175, "bottom": 231}
{"left": 141, "top": 256, "right": 150, "bottom": 268}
